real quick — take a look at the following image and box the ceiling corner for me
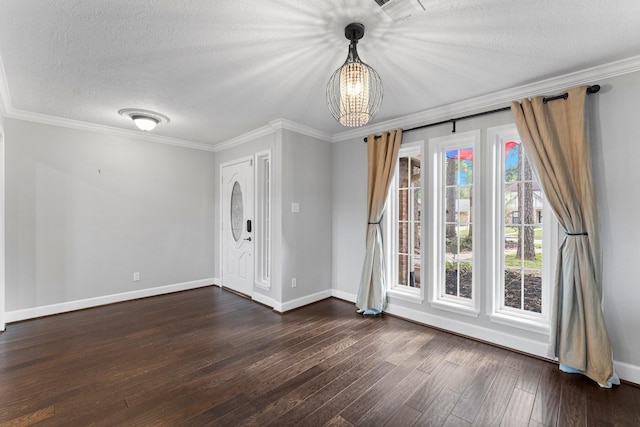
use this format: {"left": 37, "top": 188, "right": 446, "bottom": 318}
{"left": 269, "top": 119, "right": 333, "bottom": 142}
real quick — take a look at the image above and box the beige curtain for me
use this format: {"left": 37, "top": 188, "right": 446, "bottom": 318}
{"left": 511, "top": 86, "right": 614, "bottom": 386}
{"left": 356, "top": 129, "right": 402, "bottom": 313}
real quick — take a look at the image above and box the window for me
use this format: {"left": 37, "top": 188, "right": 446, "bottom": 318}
{"left": 255, "top": 151, "right": 271, "bottom": 288}
{"left": 384, "top": 125, "right": 554, "bottom": 333}
{"left": 428, "top": 131, "right": 480, "bottom": 316}
{"left": 386, "top": 143, "right": 423, "bottom": 302}
{"left": 488, "top": 125, "right": 555, "bottom": 333}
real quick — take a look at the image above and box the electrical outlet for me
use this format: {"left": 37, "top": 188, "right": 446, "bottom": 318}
{"left": 133, "top": 272, "right": 140, "bottom": 282}
{"left": 291, "top": 278, "right": 297, "bottom": 288}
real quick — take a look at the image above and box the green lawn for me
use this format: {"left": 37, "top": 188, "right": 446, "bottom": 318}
{"left": 505, "top": 226, "right": 542, "bottom": 239}
{"left": 504, "top": 253, "right": 542, "bottom": 269}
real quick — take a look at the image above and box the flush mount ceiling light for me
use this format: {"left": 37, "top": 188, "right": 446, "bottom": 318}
{"left": 118, "top": 108, "right": 170, "bottom": 132}
{"left": 326, "top": 23, "right": 383, "bottom": 128}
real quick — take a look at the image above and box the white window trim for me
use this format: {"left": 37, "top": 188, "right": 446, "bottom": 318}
{"left": 254, "top": 150, "right": 271, "bottom": 290}
{"left": 428, "top": 130, "right": 481, "bottom": 317}
{"left": 486, "top": 124, "right": 556, "bottom": 334}
{"left": 386, "top": 141, "right": 424, "bottom": 304}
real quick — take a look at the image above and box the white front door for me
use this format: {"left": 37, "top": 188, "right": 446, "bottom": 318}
{"left": 222, "top": 158, "right": 254, "bottom": 296}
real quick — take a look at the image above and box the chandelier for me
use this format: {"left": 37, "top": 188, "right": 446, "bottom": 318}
{"left": 326, "top": 23, "right": 383, "bottom": 127}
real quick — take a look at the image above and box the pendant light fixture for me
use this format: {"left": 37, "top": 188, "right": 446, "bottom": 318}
{"left": 118, "top": 108, "right": 170, "bottom": 132}
{"left": 326, "top": 23, "right": 383, "bottom": 127}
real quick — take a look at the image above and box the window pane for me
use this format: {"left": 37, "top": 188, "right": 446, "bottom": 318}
{"left": 394, "top": 151, "right": 423, "bottom": 291}
{"left": 399, "top": 221, "right": 408, "bottom": 254}
{"left": 444, "top": 261, "right": 472, "bottom": 298}
{"left": 413, "top": 188, "right": 421, "bottom": 221}
{"left": 410, "top": 156, "right": 421, "bottom": 188}
{"left": 505, "top": 143, "right": 519, "bottom": 183}
{"left": 399, "top": 157, "right": 409, "bottom": 188}
{"left": 445, "top": 261, "right": 457, "bottom": 295}
{"left": 524, "top": 269, "right": 542, "bottom": 313}
{"left": 502, "top": 140, "right": 543, "bottom": 315}
{"left": 399, "top": 189, "right": 409, "bottom": 221}
{"left": 398, "top": 254, "right": 408, "bottom": 286}
{"left": 504, "top": 268, "right": 522, "bottom": 309}
{"left": 463, "top": 224, "right": 472, "bottom": 253}
{"left": 412, "top": 255, "right": 421, "bottom": 288}
{"left": 445, "top": 186, "right": 457, "bottom": 225}
{"left": 443, "top": 146, "right": 473, "bottom": 300}
{"left": 460, "top": 262, "right": 472, "bottom": 299}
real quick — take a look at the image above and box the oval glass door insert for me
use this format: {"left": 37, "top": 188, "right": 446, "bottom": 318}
{"left": 230, "top": 181, "right": 243, "bottom": 242}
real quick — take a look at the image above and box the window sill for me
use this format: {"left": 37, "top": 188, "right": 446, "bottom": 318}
{"left": 430, "top": 299, "right": 480, "bottom": 317}
{"left": 489, "top": 311, "right": 549, "bottom": 335}
{"left": 387, "top": 288, "right": 423, "bottom": 304}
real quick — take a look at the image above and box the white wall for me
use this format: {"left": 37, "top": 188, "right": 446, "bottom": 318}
{"left": 331, "top": 72, "right": 640, "bottom": 383}
{"left": 4, "top": 119, "right": 216, "bottom": 318}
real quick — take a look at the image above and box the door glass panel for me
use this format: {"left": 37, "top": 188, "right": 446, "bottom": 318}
{"left": 230, "top": 181, "right": 243, "bottom": 242}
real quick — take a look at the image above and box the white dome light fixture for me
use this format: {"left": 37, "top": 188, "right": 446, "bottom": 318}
{"left": 326, "top": 23, "right": 383, "bottom": 128}
{"left": 118, "top": 108, "right": 170, "bottom": 132}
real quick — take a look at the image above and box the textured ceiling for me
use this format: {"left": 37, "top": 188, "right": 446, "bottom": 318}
{"left": 1, "top": 0, "right": 640, "bottom": 146}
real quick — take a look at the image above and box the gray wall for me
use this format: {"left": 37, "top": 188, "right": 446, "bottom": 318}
{"left": 331, "top": 135, "right": 367, "bottom": 298}
{"left": 5, "top": 119, "right": 216, "bottom": 311}
{"left": 331, "top": 72, "right": 640, "bottom": 376}
{"left": 0, "top": 116, "right": 4, "bottom": 330}
{"left": 280, "top": 129, "right": 332, "bottom": 302}
{"left": 590, "top": 72, "right": 640, "bottom": 372}
{"left": 212, "top": 128, "right": 332, "bottom": 307}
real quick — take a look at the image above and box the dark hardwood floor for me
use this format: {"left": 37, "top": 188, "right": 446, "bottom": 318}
{"left": 1, "top": 287, "right": 639, "bottom": 426}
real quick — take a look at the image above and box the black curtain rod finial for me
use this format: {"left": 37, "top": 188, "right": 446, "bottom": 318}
{"left": 587, "top": 84, "right": 601, "bottom": 94}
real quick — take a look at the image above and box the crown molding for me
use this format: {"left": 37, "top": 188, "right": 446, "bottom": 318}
{"left": 212, "top": 118, "right": 331, "bottom": 153}
{"left": 0, "top": 53, "right": 215, "bottom": 151}
{"left": 6, "top": 108, "right": 216, "bottom": 151}
{"left": 212, "top": 123, "right": 276, "bottom": 152}
{"left": 269, "top": 118, "right": 332, "bottom": 142}
{"left": 331, "top": 54, "right": 640, "bottom": 143}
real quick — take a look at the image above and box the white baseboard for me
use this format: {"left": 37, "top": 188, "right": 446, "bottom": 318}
{"left": 251, "top": 291, "right": 278, "bottom": 310}
{"left": 277, "top": 289, "right": 333, "bottom": 313}
{"left": 614, "top": 360, "right": 640, "bottom": 386}
{"left": 331, "top": 289, "right": 357, "bottom": 303}
{"left": 385, "top": 301, "right": 549, "bottom": 359}
{"left": 5, "top": 278, "right": 215, "bottom": 323}
{"left": 326, "top": 290, "right": 640, "bottom": 383}
{"left": 251, "top": 289, "right": 332, "bottom": 313}
{"left": 331, "top": 289, "right": 547, "bottom": 357}
{"left": 212, "top": 277, "right": 222, "bottom": 287}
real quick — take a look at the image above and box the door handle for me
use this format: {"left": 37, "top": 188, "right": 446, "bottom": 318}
{"left": 247, "top": 219, "right": 252, "bottom": 233}
{"left": 244, "top": 237, "right": 252, "bottom": 242}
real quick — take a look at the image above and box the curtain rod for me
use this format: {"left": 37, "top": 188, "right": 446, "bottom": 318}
{"left": 363, "top": 84, "right": 600, "bottom": 142}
